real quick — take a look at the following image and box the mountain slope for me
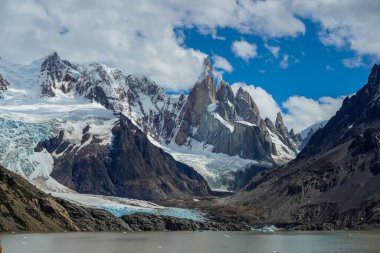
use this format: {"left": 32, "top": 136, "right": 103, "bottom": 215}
{"left": 37, "top": 114, "right": 212, "bottom": 201}
{"left": 227, "top": 65, "right": 380, "bottom": 229}
{"left": 0, "top": 164, "right": 131, "bottom": 232}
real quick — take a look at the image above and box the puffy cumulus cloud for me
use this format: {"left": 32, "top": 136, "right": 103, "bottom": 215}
{"left": 282, "top": 95, "right": 345, "bottom": 132}
{"left": 230, "top": 82, "right": 281, "bottom": 122}
{"left": 0, "top": 0, "right": 305, "bottom": 91}
{"left": 232, "top": 40, "right": 258, "bottom": 61}
{"left": 212, "top": 55, "right": 233, "bottom": 73}
{"left": 292, "top": 0, "right": 380, "bottom": 60}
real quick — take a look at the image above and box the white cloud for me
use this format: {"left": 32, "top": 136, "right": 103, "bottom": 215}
{"left": 342, "top": 56, "right": 365, "bottom": 68}
{"left": 230, "top": 82, "right": 344, "bottom": 132}
{"left": 282, "top": 95, "right": 345, "bottom": 132}
{"left": 292, "top": 0, "right": 380, "bottom": 60}
{"left": 232, "top": 40, "right": 257, "bottom": 61}
{"left": 279, "top": 54, "right": 289, "bottom": 69}
{"left": 0, "top": 0, "right": 305, "bottom": 91}
{"left": 212, "top": 55, "right": 233, "bottom": 73}
{"left": 264, "top": 43, "right": 280, "bottom": 58}
{"left": 231, "top": 82, "right": 281, "bottom": 122}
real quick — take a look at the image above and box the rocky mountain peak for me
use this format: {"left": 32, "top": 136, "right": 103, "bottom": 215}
{"left": 216, "top": 79, "right": 235, "bottom": 103}
{"left": 289, "top": 128, "right": 296, "bottom": 138}
{"left": 299, "top": 64, "right": 380, "bottom": 159}
{"left": 368, "top": 64, "right": 380, "bottom": 88}
{"left": 195, "top": 57, "right": 216, "bottom": 102}
{"left": 41, "top": 52, "right": 64, "bottom": 72}
{"left": 174, "top": 57, "right": 217, "bottom": 145}
{"left": 275, "top": 112, "right": 284, "bottom": 127}
{"left": 289, "top": 128, "right": 301, "bottom": 145}
{"left": 264, "top": 117, "right": 276, "bottom": 133}
{"left": 40, "top": 52, "right": 78, "bottom": 97}
{"left": 274, "top": 112, "right": 298, "bottom": 153}
{"left": 235, "top": 87, "right": 261, "bottom": 123}
{"left": 275, "top": 112, "right": 288, "bottom": 135}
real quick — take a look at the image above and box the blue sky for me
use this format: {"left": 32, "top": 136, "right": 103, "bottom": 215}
{"left": 180, "top": 20, "right": 371, "bottom": 104}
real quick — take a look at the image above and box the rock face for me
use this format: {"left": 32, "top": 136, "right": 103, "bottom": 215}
{"left": 0, "top": 74, "right": 9, "bottom": 97}
{"left": 37, "top": 114, "right": 213, "bottom": 201}
{"left": 0, "top": 164, "right": 130, "bottom": 232}
{"left": 175, "top": 57, "right": 216, "bottom": 145}
{"left": 174, "top": 61, "right": 297, "bottom": 164}
{"left": 228, "top": 65, "right": 380, "bottom": 229}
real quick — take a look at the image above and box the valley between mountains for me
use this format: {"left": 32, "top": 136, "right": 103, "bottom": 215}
{"left": 0, "top": 52, "right": 379, "bottom": 231}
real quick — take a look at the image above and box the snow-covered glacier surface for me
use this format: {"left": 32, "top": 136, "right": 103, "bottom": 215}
{"left": 149, "top": 137, "right": 270, "bottom": 191}
{"left": 0, "top": 118, "right": 59, "bottom": 177}
{"left": 0, "top": 98, "right": 205, "bottom": 221}
{"left": 53, "top": 192, "right": 205, "bottom": 221}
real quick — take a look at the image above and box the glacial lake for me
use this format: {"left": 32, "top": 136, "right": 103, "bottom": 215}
{"left": 1, "top": 231, "right": 380, "bottom": 253}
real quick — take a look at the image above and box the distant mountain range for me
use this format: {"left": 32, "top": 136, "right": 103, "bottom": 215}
{"left": 0, "top": 53, "right": 312, "bottom": 195}
{"left": 1, "top": 52, "right": 380, "bottom": 230}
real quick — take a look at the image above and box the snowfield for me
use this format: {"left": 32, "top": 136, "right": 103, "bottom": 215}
{"left": 148, "top": 136, "right": 271, "bottom": 191}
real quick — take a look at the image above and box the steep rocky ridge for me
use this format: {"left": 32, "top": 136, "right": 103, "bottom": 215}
{"left": 228, "top": 65, "right": 380, "bottom": 229}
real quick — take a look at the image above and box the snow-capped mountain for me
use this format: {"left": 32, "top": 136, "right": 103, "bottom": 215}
{"left": 0, "top": 53, "right": 299, "bottom": 192}
{"left": 296, "top": 120, "right": 328, "bottom": 150}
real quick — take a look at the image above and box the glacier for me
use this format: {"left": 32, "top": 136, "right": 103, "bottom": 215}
{"left": 0, "top": 98, "right": 205, "bottom": 221}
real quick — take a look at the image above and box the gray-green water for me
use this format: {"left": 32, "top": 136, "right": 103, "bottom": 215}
{"left": 1, "top": 231, "right": 380, "bottom": 253}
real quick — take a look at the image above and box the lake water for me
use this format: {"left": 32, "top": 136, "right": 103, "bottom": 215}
{"left": 1, "top": 231, "right": 380, "bottom": 253}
